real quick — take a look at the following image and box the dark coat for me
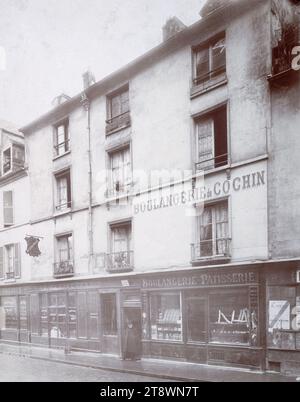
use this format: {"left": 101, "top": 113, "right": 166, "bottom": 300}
{"left": 125, "top": 324, "right": 141, "bottom": 356}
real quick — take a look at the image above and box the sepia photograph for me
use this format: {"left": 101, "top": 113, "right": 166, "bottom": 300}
{"left": 0, "top": 0, "right": 300, "bottom": 386}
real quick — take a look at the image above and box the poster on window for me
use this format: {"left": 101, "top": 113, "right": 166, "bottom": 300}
{"left": 269, "top": 300, "right": 290, "bottom": 332}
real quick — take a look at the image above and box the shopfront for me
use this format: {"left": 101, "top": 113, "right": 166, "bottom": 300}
{"left": 0, "top": 277, "right": 141, "bottom": 356}
{"left": 266, "top": 262, "right": 300, "bottom": 375}
{"left": 141, "top": 266, "right": 265, "bottom": 369}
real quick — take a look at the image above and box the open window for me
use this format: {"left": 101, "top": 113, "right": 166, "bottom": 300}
{"left": 0, "top": 244, "right": 21, "bottom": 281}
{"left": 195, "top": 105, "right": 228, "bottom": 171}
{"left": 108, "top": 146, "right": 132, "bottom": 196}
{"left": 106, "top": 85, "right": 131, "bottom": 135}
{"left": 55, "top": 169, "right": 72, "bottom": 212}
{"left": 3, "top": 190, "right": 14, "bottom": 228}
{"left": 54, "top": 120, "right": 70, "bottom": 157}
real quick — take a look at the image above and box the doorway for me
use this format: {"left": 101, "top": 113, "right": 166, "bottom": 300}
{"left": 123, "top": 307, "right": 142, "bottom": 360}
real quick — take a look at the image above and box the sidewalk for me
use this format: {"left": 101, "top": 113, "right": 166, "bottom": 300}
{"left": 0, "top": 342, "right": 297, "bottom": 382}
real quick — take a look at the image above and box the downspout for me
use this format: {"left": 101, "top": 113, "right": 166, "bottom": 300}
{"left": 81, "top": 92, "right": 94, "bottom": 273}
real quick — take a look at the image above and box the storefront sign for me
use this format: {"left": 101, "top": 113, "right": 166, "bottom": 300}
{"left": 133, "top": 170, "right": 266, "bottom": 215}
{"left": 142, "top": 271, "right": 258, "bottom": 289}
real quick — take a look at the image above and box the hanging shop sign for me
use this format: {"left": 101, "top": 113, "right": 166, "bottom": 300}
{"left": 25, "top": 236, "right": 42, "bottom": 257}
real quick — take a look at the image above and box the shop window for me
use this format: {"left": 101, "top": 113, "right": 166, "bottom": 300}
{"left": 150, "top": 293, "right": 182, "bottom": 342}
{"left": 68, "top": 292, "right": 77, "bottom": 339}
{"left": 1, "top": 296, "right": 18, "bottom": 330}
{"left": 54, "top": 120, "right": 70, "bottom": 157}
{"left": 187, "top": 295, "right": 207, "bottom": 343}
{"left": 108, "top": 146, "right": 132, "bottom": 197}
{"left": 193, "top": 34, "right": 226, "bottom": 86}
{"left": 88, "top": 291, "right": 99, "bottom": 339}
{"left": 40, "top": 293, "right": 48, "bottom": 337}
{"left": 3, "top": 191, "right": 14, "bottom": 228}
{"left": 30, "top": 294, "right": 39, "bottom": 336}
{"left": 77, "top": 291, "right": 87, "bottom": 338}
{"left": 48, "top": 293, "right": 67, "bottom": 339}
{"left": 101, "top": 294, "right": 117, "bottom": 336}
{"left": 55, "top": 169, "right": 72, "bottom": 211}
{"left": 209, "top": 291, "right": 251, "bottom": 346}
{"left": 195, "top": 105, "right": 228, "bottom": 171}
{"left": 19, "top": 296, "right": 28, "bottom": 331}
{"left": 268, "top": 286, "right": 300, "bottom": 350}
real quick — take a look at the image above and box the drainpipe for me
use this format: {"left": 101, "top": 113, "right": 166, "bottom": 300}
{"left": 81, "top": 92, "right": 94, "bottom": 273}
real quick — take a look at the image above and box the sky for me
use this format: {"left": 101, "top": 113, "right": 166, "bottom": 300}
{"left": 0, "top": 0, "right": 205, "bottom": 127}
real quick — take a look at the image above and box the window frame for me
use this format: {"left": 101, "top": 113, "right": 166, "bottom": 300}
{"left": 3, "top": 190, "right": 14, "bottom": 228}
{"left": 0, "top": 243, "right": 21, "bottom": 281}
{"left": 53, "top": 119, "right": 70, "bottom": 158}
{"left": 107, "top": 85, "right": 130, "bottom": 122}
{"left": 55, "top": 232, "right": 74, "bottom": 265}
{"left": 2, "top": 146, "right": 12, "bottom": 176}
{"left": 107, "top": 144, "right": 132, "bottom": 196}
{"left": 54, "top": 168, "right": 72, "bottom": 212}
{"left": 192, "top": 33, "right": 226, "bottom": 86}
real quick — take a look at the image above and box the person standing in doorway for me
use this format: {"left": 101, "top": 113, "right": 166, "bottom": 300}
{"left": 124, "top": 320, "right": 141, "bottom": 361}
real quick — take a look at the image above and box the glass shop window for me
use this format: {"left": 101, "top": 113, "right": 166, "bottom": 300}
{"left": 40, "top": 293, "right": 48, "bottom": 337}
{"left": 19, "top": 296, "right": 28, "bottom": 331}
{"left": 1, "top": 296, "right": 18, "bottom": 330}
{"left": 88, "top": 291, "right": 99, "bottom": 339}
{"left": 68, "top": 292, "right": 77, "bottom": 339}
{"left": 101, "top": 294, "right": 117, "bottom": 336}
{"left": 209, "top": 291, "right": 250, "bottom": 345}
{"left": 268, "top": 286, "right": 300, "bottom": 350}
{"left": 187, "top": 295, "right": 207, "bottom": 343}
{"left": 150, "top": 293, "right": 182, "bottom": 341}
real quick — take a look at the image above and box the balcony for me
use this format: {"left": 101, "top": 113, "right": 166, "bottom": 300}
{"left": 5, "top": 272, "right": 15, "bottom": 280}
{"left": 106, "top": 251, "right": 134, "bottom": 273}
{"left": 196, "top": 153, "right": 228, "bottom": 172}
{"left": 191, "top": 66, "right": 227, "bottom": 97}
{"left": 53, "top": 260, "right": 74, "bottom": 278}
{"left": 106, "top": 111, "right": 131, "bottom": 136}
{"left": 55, "top": 201, "right": 72, "bottom": 213}
{"left": 191, "top": 238, "right": 231, "bottom": 265}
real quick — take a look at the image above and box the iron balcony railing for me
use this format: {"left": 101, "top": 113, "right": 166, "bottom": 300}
{"left": 106, "top": 251, "right": 134, "bottom": 273}
{"left": 55, "top": 201, "right": 72, "bottom": 212}
{"left": 196, "top": 153, "right": 228, "bottom": 172}
{"left": 106, "top": 111, "right": 131, "bottom": 135}
{"left": 53, "top": 260, "right": 74, "bottom": 278}
{"left": 54, "top": 139, "right": 70, "bottom": 156}
{"left": 191, "top": 238, "right": 231, "bottom": 261}
{"left": 5, "top": 272, "right": 15, "bottom": 280}
{"left": 105, "top": 181, "right": 133, "bottom": 198}
{"left": 193, "top": 65, "right": 226, "bottom": 86}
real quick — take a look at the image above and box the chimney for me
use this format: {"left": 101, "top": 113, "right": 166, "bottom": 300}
{"left": 82, "top": 70, "right": 96, "bottom": 90}
{"left": 162, "top": 17, "right": 186, "bottom": 42}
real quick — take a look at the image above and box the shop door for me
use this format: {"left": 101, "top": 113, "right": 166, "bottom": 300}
{"left": 49, "top": 293, "right": 67, "bottom": 349}
{"left": 123, "top": 307, "right": 142, "bottom": 360}
{"left": 187, "top": 296, "right": 208, "bottom": 344}
{"left": 100, "top": 293, "right": 119, "bottom": 355}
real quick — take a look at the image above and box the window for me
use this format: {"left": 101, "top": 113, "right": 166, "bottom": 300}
{"left": 195, "top": 105, "right": 228, "bottom": 171}
{"left": 193, "top": 34, "right": 226, "bottom": 86}
{"left": 209, "top": 291, "right": 251, "bottom": 345}
{"left": 0, "top": 244, "right": 21, "bottom": 280}
{"left": 40, "top": 293, "right": 48, "bottom": 337}
{"left": 106, "top": 87, "right": 130, "bottom": 134}
{"left": 54, "top": 120, "right": 70, "bottom": 157}
{"left": 108, "top": 146, "right": 132, "bottom": 195}
{"left": 2, "top": 147, "right": 11, "bottom": 174}
{"left": 19, "top": 296, "right": 28, "bottom": 331}
{"left": 150, "top": 293, "right": 182, "bottom": 341}
{"left": 1, "top": 296, "right": 18, "bottom": 330}
{"left": 68, "top": 292, "right": 77, "bottom": 339}
{"left": 55, "top": 169, "right": 71, "bottom": 211}
{"left": 268, "top": 286, "right": 300, "bottom": 350}
{"left": 194, "top": 201, "right": 229, "bottom": 260}
{"left": 101, "top": 294, "right": 117, "bottom": 335}
{"left": 54, "top": 234, "right": 74, "bottom": 278}
{"left": 108, "top": 222, "right": 133, "bottom": 272}
{"left": 3, "top": 191, "right": 13, "bottom": 227}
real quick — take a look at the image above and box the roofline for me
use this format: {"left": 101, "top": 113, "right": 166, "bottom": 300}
{"left": 20, "top": 0, "right": 264, "bottom": 135}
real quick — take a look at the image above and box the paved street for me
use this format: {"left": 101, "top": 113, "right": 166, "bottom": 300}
{"left": 0, "top": 354, "right": 171, "bottom": 382}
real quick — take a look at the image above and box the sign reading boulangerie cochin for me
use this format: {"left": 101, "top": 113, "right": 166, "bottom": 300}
{"left": 133, "top": 169, "right": 266, "bottom": 215}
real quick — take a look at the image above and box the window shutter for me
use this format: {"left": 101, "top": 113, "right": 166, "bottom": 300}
{"left": 0, "top": 247, "right": 4, "bottom": 280}
{"left": 197, "top": 118, "right": 215, "bottom": 170}
{"left": 14, "top": 243, "right": 21, "bottom": 278}
{"left": 3, "top": 191, "right": 14, "bottom": 226}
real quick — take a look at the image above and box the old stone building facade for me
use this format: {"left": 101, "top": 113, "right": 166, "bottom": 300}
{"left": 0, "top": 0, "right": 300, "bottom": 375}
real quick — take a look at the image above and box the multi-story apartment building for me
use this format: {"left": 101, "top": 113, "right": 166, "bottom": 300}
{"left": 1, "top": 0, "right": 300, "bottom": 375}
{"left": 0, "top": 121, "right": 30, "bottom": 342}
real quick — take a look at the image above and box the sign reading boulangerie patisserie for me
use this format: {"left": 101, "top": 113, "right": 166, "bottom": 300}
{"left": 142, "top": 270, "right": 259, "bottom": 289}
